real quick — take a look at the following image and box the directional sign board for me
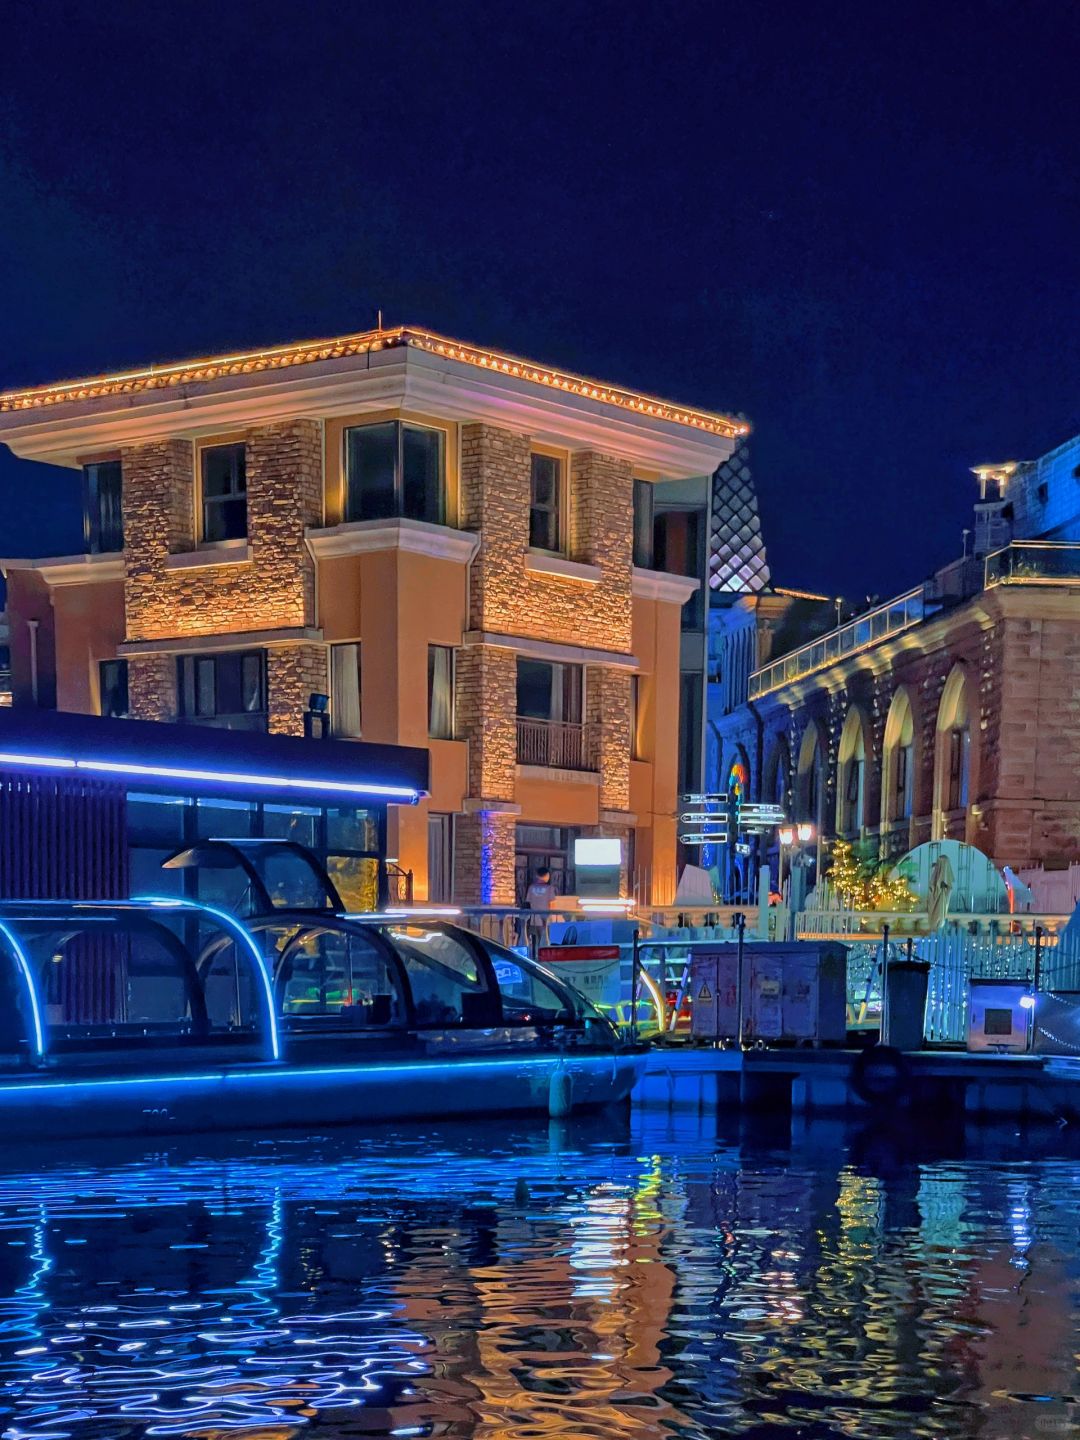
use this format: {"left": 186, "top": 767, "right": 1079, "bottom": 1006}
{"left": 679, "top": 793, "right": 728, "bottom": 846}
{"left": 737, "top": 802, "right": 786, "bottom": 833}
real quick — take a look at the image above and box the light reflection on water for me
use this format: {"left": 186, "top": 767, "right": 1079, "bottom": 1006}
{"left": 0, "top": 1115, "right": 1076, "bottom": 1438}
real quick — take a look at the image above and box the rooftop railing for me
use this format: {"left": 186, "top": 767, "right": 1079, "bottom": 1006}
{"left": 748, "top": 586, "right": 925, "bottom": 699}
{"left": 984, "top": 540, "right": 1080, "bottom": 588}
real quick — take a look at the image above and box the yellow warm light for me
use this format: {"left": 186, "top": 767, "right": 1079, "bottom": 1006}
{"left": 0, "top": 325, "right": 748, "bottom": 439}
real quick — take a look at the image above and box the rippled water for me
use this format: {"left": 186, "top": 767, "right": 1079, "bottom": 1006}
{"left": 0, "top": 1113, "right": 1076, "bottom": 1439}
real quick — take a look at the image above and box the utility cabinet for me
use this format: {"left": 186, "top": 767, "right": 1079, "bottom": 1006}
{"left": 690, "top": 943, "right": 847, "bottom": 1045}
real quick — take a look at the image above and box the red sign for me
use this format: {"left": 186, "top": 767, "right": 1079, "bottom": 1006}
{"left": 539, "top": 945, "right": 621, "bottom": 964}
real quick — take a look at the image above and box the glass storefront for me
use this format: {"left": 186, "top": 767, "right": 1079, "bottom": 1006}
{"left": 126, "top": 793, "right": 386, "bottom": 911}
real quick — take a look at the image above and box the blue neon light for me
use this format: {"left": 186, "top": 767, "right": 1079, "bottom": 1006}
{"left": 0, "top": 751, "right": 422, "bottom": 803}
{"left": 0, "top": 920, "right": 45, "bottom": 1059}
{"left": 0, "top": 1052, "right": 624, "bottom": 1097}
{"left": 135, "top": 897, "right": 281, "bottom": 1062}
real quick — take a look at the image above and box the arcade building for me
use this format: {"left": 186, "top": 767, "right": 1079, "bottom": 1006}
{"left": 708, "top": 433, "right": 1080, "bottom": 889}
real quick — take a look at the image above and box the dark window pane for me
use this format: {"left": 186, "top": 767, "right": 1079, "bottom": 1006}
{"left": 517, "top": 659, "right": 554, "bottom": 719}
{"left": 242, "top": 654, "right": 263, "bottom": 712}
{"left": 402, "top": 425, "right": 444, "bottom": 524}
{"left": 346, "top": 423, "right": 398, "bottom": 521}
{"left": 529, "top": 453, "right": 562, "bottom": 552}
{"left": 202, "top": 444, "right": 246, "bottom": 498}
{"left": 632, "top": 479, "right": 654, "bottom": 568}
{"left": 326, "top": 807, "right": 379, "bottom": 852}
{"left": 84, "top": 461, "right": 124, "bottom": 553}
{"left": 99, "top": 659, "right": 128, "bottom": 718}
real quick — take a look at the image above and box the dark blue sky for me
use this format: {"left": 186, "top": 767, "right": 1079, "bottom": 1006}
{"left": 1, "top": 0, "right": 1077, "bottom": 598}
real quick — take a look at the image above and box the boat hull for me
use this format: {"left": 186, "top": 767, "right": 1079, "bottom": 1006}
{"left": 0, "top": 1050, "right": 646, "bottom": 1141}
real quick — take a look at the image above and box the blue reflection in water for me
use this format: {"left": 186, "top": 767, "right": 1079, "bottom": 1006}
{"left": 0, "top": 1117, "right": 1077, "bottom": 1437}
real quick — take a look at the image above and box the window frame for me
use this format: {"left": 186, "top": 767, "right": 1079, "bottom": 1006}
{"left": 528, "top": 449, "right": 565, "bottom": 555}
{"left": 198, "top": 441, "right": 248, "bottom": 544}
{"left": 330, "top": 641, "right": 363, "bottom": 739}
{"left": 177, "top": 649, "right": 267, "bottom": 730}
{"left": 343, "top": 420, "right": 447, "bottom": 526}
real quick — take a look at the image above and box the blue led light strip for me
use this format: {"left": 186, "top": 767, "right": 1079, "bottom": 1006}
{"left": 136, "top": 897, "right": 281, "bottom": 1063}
{"left": 0, "top": 920, "right": 45, "bottom": 1059}
{"left": 0, "top": 751, "right": 421, "bottom": 803}
{"left": 0, "top": 1053, "right": 614, "bottom": 1096}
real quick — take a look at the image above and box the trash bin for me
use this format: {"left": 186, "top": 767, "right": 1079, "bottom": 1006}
{"left": 884, "top": 960, "right": 930, "bottom": 1051}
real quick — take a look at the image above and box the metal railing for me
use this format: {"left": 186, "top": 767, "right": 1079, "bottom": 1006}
{"left": 985, "top": 541, "right": 1080, "bottom": 588}
{"left": 516, "top": 717, "right": 598, "bottom": 770}
{"left": 748, "top": 586, "right": 925, "bottom": 699}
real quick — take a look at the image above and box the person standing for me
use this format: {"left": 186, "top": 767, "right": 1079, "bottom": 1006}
{"left": 523, "top": 865, "right": 557, "bottom": 952}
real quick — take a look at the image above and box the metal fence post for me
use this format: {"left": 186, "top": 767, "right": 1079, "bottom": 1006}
{"left": 880, "top": 922, "right": 891, "bottom": 1047}
{"left": 630, "top": 926, "right": 640, "bottom": 1043}
{"left": 735, "top": 911, "right": 746, "bottom": 1049}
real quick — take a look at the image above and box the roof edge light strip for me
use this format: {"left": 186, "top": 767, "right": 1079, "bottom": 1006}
{"left": 0, "top": 752, "right": 422, "bottom": 802}
{"left": 137, "top": 897, "right": 280, "bottom": 1062}
{"left": 0, "top": 921, "right": 46, "bottom": 1059}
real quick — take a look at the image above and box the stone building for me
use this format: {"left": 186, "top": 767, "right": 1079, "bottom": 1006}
{"left": 709, "top": 433, "right": 1080, "bottom": 882}
{"left": 0, "top": 326, "right": 741, "bottom": 905}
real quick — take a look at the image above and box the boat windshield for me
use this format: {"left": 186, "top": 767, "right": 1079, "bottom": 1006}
{"left": 387, "top": 926, "right": 498, "bottom": 1028}
{"left": 267, "top": 925, "right": 407, "bottom": 1029}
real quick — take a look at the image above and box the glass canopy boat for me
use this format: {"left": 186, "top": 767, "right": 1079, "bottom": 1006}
{"left": 0, "top": 848, "right": 643, "bottom": 1141}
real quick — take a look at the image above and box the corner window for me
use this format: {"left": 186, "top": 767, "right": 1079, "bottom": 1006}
{"left": 345, "top": 422, "right": 445, "bottom": 525}
{"left": 83, "top": 461, "right": 124, "bottom": 553}
{"left": 99, "top": 659, "right": 129, "bottom": 719}
{"left": 529, "top": 453, "right": 563, "bottom": 552}
{"left": 177, "top": 650, "right": 266, "bottom": 731}
{"left": 428, "top": 646, "right": 455, "bottom": 739}
{"left": 330, "top": 642, "right": 362, "bottom": 739}
{"left": 654, "top": 507, "right": 705, "bottom": 630}
{"left": 201, "top": 443, "right": 247, "bottom": 542}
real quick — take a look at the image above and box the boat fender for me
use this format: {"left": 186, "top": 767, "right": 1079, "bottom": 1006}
{"left": 548, "top": 1064, "right": 573, "bottom": 1118}
{"left": 850, "top": 1045, "right": 911, "bottom": 1107}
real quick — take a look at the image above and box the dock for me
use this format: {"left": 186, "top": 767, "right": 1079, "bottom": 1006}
{"left": 631, "top": 1045, "right": 1080, "bottom": 1122}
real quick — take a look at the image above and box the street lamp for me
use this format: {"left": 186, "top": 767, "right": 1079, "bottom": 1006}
{"left": 778, "top": 823, "right": 816, "bottom": 902}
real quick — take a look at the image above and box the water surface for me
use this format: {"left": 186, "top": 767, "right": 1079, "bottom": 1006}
{"left": 0, "top": 1113, "right": 1075, "bottom": 1438}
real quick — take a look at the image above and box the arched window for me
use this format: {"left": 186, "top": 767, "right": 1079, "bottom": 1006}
{"left": 836, "top": 707, "right": 868, "bottom": 836}
{"left": 881, "top": 689, "right": 915, "bottom": 825}
{"left": 935, "top": 666, "right": 973, "bottom": 825}
{"left": 796, "top": 722, "right": 826, "bottom": 832}
{"left": 763, "top": 736, "right": 790, "bottom": 811}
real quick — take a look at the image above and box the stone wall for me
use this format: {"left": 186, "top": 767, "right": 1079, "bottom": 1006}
{"left": 123, "top": 420, "right": 322, "bottom": 644}
{"left": 268, "top": 644, "right": 330, "bottom": 737}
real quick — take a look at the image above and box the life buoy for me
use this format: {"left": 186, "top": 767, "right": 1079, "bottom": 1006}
{"left": 850, "top": 1045, "right": 911, "bottom": 1107}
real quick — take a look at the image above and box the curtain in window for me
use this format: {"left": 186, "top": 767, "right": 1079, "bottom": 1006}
{"left": 332, "top": 644, "right": 362, "bottom": 738}
{"left": 428, "top": 647, "right": 453, "bottom": 739}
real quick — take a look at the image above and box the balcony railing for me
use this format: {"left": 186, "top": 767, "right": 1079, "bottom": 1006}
{"left": 516, "top": 717, "right": 599, "bottom": 771}
{"left": 748, "top": 586, "right": 925, "bottom": 699}
{"left": 985, "top": 541, "right": 1080, "bottom": 588}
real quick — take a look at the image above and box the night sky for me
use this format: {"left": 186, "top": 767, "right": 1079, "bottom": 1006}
{"left": 1, "top": 1, "right": 1077, "bottom": 600}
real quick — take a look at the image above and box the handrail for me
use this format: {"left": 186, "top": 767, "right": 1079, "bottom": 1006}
{"left": 515, "top": 716, "right": 598, "bottom": 770}
{"left": 984, "top": 540, "right": 1080, "bottom": 588}
{"left": 748, "top": 586, "right": 925, "bottom": 699}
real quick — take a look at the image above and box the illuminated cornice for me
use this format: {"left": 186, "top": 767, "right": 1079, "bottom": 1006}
{"left": 631, "top": 567, "right": 700, "bottom": 604}
{"left": 1, "top": 552, "right": 124, "bottom": 587}
{"left": 0, "top": 326, "right": 746, "bottom": 477}
{"left": 306, "top": 517, "right": 480, "bottom": 564}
